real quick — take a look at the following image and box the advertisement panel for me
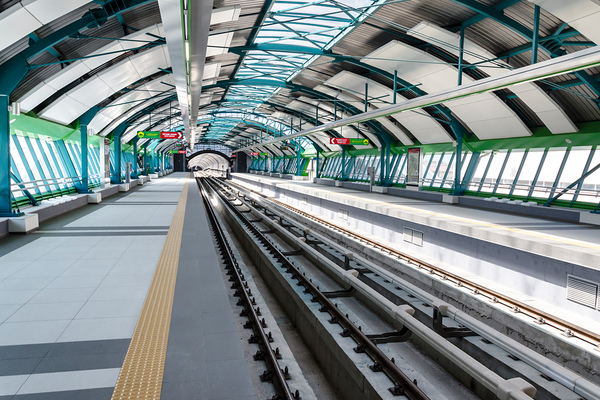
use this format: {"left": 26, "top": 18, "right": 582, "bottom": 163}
{"left": 406, "top": 148, "right": 421, "bottom": 186}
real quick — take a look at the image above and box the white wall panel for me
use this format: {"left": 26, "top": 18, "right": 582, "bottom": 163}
{"left": 0, "top": 5, "right": 42, "bottom": 52}
{"left": 364, "top": 40, "right": 532, "bottom": 140}
{"left": 22, "top": 0, "right": 88, "bottom": 25}
{"left": 39, "top": 94, "right": 89, "bottom": 125}
{"left": 407, "top": 21, "right": 577, "bottom": 134}
{"left": 68, "top": 75, "right": 113, "bottom": 107}
{"left": 528, "top": 0, "right": 600, "bottom": 45}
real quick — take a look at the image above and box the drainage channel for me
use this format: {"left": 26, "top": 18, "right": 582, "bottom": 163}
{"left": 212, "top": 176, "right": 600, "bottom": 400}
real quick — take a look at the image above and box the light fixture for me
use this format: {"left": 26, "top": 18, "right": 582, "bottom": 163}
{"left": 10, "top": 102, "right": 20, "bottom": 115}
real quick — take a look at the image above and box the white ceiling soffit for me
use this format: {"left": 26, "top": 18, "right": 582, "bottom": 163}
{"left": 318, "top": 79, "right": 419, "bottom": 145}
{"left": 210, "top": 5, "right": 241, "bottom": 25}
{"left": 407, "top": 21, "right": 577, "bottom": 134}
{"left": 188, "top": 0, "right": 216, "bottom": 147}
{"left": 101, "top": 94, "right": 174, "bottom": 137}
{"left": 0, "top": 0, "right": 89, "bottom": 52}
{"left": 207, "top": 30, "right": 234, "bottom": 57}
{"left": 528, "top": 0, "right": 600, "bottom": 45}
{"left": 158, "top": 0, "right": 190, "bottom": 141}
{"left": 295, "top": 95, "right": 380, "bottom": 148}
{"left": 89, "top": 76, "right": 175, "bottom": 133}
{"left": 39, "top": 45, "right": 170, "bottom": 125}
{"left": 19, "top": 24, "right": 166, "bottom": 112}
{"left": 364, "top": 40, "right": 532, "bottom": 140}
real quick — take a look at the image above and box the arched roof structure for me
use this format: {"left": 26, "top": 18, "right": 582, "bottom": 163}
{"left": 1, "top": 0, "right": 600, "bottom": 152}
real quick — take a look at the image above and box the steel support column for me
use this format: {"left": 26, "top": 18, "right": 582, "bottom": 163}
{"left": 78, "top": 107, "right": 98, "bottom": 193}
{"left": 132, "top": 136, "right": 139, "bottom": 177}
{"left": 0, "top": 95, "right": 21, "bottom": 216}
{"left": 453, "top": 134, "right": 464, "bottom": 195}
{"left": 111, "top": 123, "right": 127, "bottom": 184}
{"left": 532, "top": 5, "right": 541, "bottom": 64}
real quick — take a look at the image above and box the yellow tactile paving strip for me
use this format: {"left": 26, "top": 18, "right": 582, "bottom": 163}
{"left": 111, "top": 179, "right": 190, "bottom": 400}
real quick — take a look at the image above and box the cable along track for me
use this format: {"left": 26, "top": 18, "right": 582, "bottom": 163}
{"left": 212, "top": 176, "right": 600, "bottom": 400}
{"left": 200, "top": 176, "right": 562, "bottom": 400}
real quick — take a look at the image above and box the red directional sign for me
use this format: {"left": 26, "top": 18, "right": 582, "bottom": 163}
{"left": 178, "top": 150, "right": 186, "bottom": 154}
{"left": 330, "top": 137, "right": 350, "bottom": 145}
{"left": 251, "top": 152, "right": 260, "bottom": 156}
{"left": 160, "top": 131, "right": 183, "bottom": 139}
{"left": 329, "top": 137, "right": 370, "bottom": 146}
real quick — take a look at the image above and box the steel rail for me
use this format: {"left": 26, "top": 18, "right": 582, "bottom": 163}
{"left": 223, "top": 178, "right": 600, "bottom": 347}
{"left": 197, "top": 177, "right": 298, "bottom": 400}
{"left": 269, "top": 196, "right": 600, "bottom": 346}
{"left": 205, "top": 177, "right": 430, "bottom": 400}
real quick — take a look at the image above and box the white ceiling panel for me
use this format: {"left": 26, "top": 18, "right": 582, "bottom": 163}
{"left": 210, "top": 6, "right": 242, "bottom": 25}
{"left": 364, "top": 40, "right": 531, "bottom": 140}
{"left": 22, "top": 0, "right": 88, "bottom": 25}
{"left": 82, "top": 43, "right": 125, "bottom": 70}
{"left": 207, "top": 31, "right": 234, "bottom": 57}
{"left": 98, "top": 60, "right": 141, "bottom": 91}
{"left": 40, "top": 94, "right": 89, "bottom": 125}
{"left": 0, "top": 4, "right": 42, "bottom": 52}
{"left": 131, "top": 46, "right": 168, "bottom": 77}
{"left": 46, "top": 62, "right": 91, "bottom": 90}
{"left": 407, "top": 21, "right": 577, "bottom": 134}
{"left": 203, "top": 62, "right": 222, "bottom": 80}
{"left": 528, "top": 0, "right": 600, "bottom": 44}
{"left": 67, "top": 75, "right": 113, "bottom": 108}
{"left": 19, "top": 84, "right": 57, "bottom": 113}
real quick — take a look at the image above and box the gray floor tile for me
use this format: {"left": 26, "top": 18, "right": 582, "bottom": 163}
{"left": 6, "top": 303, "right": 85, "bottom": 323}
{"left": 0, "top": 304, "right": 21, "bottom": 323}
{"left": 88, "top": 285, "right": 149, "bottom": 302}
{"left": 0, "top": 374, "right": 28, "bottom": 396}
{"left": 33, "top": 352, "right": 125, "bottom": 374}
{"left": 9, "top": 387, "right": 114, "bottom": 400}
{"left": 204, "top": 332, "right": 245, "bottom": 362}
{"left": 202, "top": 312, "right": 239, "bottom": 335}
{"left": 98, "top": 274, "right": 153, "bottom": 288}
{"left": 0, "top": 343, "right": 51, "bottom": 361}
{"left": 75, "top": 300, "right": 144, "bottom": 319}
{"left": 57, "top": 317, "right": 137, "bottom": 342}
{"left": 59, "top": 266, "right": 112, "bottom": 277}
{"left": 0, "top": 290, "right": 39, "bottom": 305}
{"left": 206, "top": 359, "right": 257, "bottom": 399}
{"left": 17, "top": 368, "right": 120, "bottom": 394}
{"left": 0, "top": 320, "right": 71, "bottom": 346}
{"left": 0, "top": 357, "right": 41, "bottom": 376}
{"left": 0, "top": 278, "right": 53, "bottom": 291}
{"left": 45, "top": 276, "right": 105, "bottom": 289}
{"left": 28, "top": 288, "right": 94, "bottom": 304}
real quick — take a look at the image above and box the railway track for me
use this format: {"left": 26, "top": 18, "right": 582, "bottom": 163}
{"left": 201, "top": 173, "right": 600, "bottom": 400}
{"left": 199, "top": 174, "right": 593, "bottom": 400}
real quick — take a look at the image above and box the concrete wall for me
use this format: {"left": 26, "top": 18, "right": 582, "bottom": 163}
{"left": 232, "top": 175, "right": 600, "bottom": 323}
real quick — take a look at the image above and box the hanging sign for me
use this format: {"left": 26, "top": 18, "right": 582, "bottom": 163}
{"left": 137, "top": 131, "right": 183, "bottom": 139}
{"left": 260, "top": 152, "right": 268, "bottom": 156}
{"left": 406, "top": 148, "right": 422, "bottom": 186}
{"left": 329, "top": 138, "right": 370, "bottom": 146}
{"left": 160, "top": 131, "right": 183, "bottom": 139}
{"left": 251, "top": 152, "right": 260, "bottom": 156}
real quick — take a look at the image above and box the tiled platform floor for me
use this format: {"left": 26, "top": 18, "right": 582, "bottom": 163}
{"left": 0, "top": 174, "right": 186, "bottom": 399}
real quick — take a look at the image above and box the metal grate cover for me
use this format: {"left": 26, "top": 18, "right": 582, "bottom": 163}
{"left": 566, "top": 275, "right": 598, "bottom": 309}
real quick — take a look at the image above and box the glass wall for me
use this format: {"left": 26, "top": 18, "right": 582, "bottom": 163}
{"left": 249, "top": 145, "right": 600, "bottom": 209}
{"left": 9, "top": 132, "right": 138, "bottom": 208}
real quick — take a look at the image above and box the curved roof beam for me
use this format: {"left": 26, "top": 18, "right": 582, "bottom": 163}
{"left": 407, "top": 21, "right": 577, "bottom": 134}
{"left": 0, "top": 0, "right": 92, "bottom": 53}
{"left": 0, "top": 0, "right": 156, "bottom": 95}
{"left": 18, "top": 24, "right": 167, "bottom": 113}
{"left": 202, "top": 78, "right": 394, "bottom": 147}
{"left": 448, "top": 0, "right": 600, "bottom": 102}
{"left": 229, "top": 43, "right": 467, "bottom": 139}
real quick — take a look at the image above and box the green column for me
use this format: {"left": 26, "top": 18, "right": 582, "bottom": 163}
{"left": 0, "top": 95, "right": 20, "bottom": 216}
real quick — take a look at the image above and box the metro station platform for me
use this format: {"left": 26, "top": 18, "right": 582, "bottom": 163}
{"left": 0, "top": 173, "right": 256, "bottom": 399}
{"left": 231, "top": 172, "right": 600, "bottom": 333}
